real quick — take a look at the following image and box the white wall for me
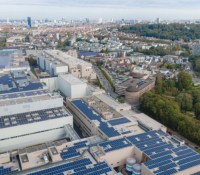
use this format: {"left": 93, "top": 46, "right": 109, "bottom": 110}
{"left": 71, "top": 84, "right": 87, "bottom": 98}
{"left": 0, "top": 116, "right": 73, "bottom": 151}
{"left": 58, "top": 75, "right": 87, "bottom": 98}
{"left": 40, "top": 77, "right": 58, "bottom": 92}
{"left": 54, "top": 65, "right": 68, "bottom": 76}
{"left": 0, "top": 97, "right": 63, "bottom": 116}
{"left": 0, "top": 128, "right": 66, "bottom": 152}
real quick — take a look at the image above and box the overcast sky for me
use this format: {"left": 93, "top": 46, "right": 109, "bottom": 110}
{"left": 0, "top": 0, "right": 200, "bottom": 20}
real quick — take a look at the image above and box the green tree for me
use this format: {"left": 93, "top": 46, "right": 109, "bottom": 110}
{"left": 177, "top": 71, "right": 192, "bottom": 91}
{"left": 176, "top": 93, "right": 193, "bottom": 111}
{"left": 155, "top": 76, "right": 163, "bottom": 94}
{"left": 194, "top": 103, "right": 200, "bottom": 119}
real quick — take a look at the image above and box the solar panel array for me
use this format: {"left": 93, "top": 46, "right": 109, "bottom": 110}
{"left": 0, "top": 166, "right": 18, "bottom": 175}
{"left": 28, "top": 158, "right": 113, "bottom": 175}
{"left": 60, "top": 141, "right": 88, "bottom": 160}
{"left": 0, "top": 90, "right": 48, "bottom": 100}
{"left": 0, "top": 71, "right": 43, "bottom": 95}
{"left": 126, "top": 130, "right": 200, "bottom": 175}
{"left": 99, "top": 138, "right": 132, "bottom": 153}
{"left": 0, "top": 107, "right": 68, "bottom": 129}
{"left": 108, "top": 117, "right": 131, "bottom": 126}
{"left": 71, "top": 99, "right": 120, "bottom": 138}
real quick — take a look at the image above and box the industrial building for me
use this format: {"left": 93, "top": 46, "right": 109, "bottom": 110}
{"left": 36, "top": 50, "right": 96, "bottom": 80}
{"left": 0, "top": 129, "right": 200, "bottom": 175}
{"left": 40, "top": 74, "right": 101, "bottom": 99}
{"left": 0, "top": 137, "right": 118, "bottom": 175}
{"left": 0, "top": 70, "right": 73, "bottom": 151}
{"left": 0, "top": 49, "right": 30, "bottom": 72}
{"left": 66, "top": 93, "right": 166, "bottom": 140}
{"left": 58, "top": 74, "right": 87, "bottom": 98}
{"left": 0, "top": 48, "right": 200, "bottom": 175}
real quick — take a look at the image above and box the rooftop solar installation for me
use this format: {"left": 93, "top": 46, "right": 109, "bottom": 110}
{"left": 0, "top": 90, "right": 48, "bottom": 100}
{"left": 0, "top": 107, "right": 68, "bottom": 129}
{"left": 99, "top": 138, "right": 132, "bottom": 153}
{"left": 0, "top": 71, "right": 43, "bottom": 95}
{"left": 125, "top": 130, "right": 200, "bottom": 175}
{"left": 0, "top": 166, "right": 18, "bottom": 175}
{"left": 60, "top": 141, "right": 88, "bottom": 160}
{"left": 108, "top": 117, "right": 131, "bottom": 126}
{"left": 71, "top": 99, "right": 120, "bottom": 138}
{"left": 28, "top": 158, "right": 113, "bottom": 175}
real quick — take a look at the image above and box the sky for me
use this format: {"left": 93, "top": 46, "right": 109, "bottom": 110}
{"left": 0, "top": 0, "right": 200, "bottom": 20}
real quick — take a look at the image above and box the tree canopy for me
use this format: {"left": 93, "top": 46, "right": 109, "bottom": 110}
{"left": 120, "top": 23, "right": 200, "bottom": 41}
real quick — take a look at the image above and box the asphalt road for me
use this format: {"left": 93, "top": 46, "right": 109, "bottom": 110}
{"left": 93, "top": 65, "right": 118, "bottom": 99}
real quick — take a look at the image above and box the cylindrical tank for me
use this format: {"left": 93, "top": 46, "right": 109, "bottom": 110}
{"left": 126, "top": 158, "right": 136, "bottom": 172}
{"left": 132, "top": 164, "right": 141, "bottom": 175}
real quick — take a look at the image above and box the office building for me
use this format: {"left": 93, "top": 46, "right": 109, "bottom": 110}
{"left": 27, "top": 17, "right": 32, "bottom": 29}
{"left": 125, "top": 77, "right": 155, "bottom": 105}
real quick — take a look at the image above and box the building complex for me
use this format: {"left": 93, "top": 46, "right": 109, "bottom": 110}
{"left": 0, "top": 49, "right": 200, "bottom": 175}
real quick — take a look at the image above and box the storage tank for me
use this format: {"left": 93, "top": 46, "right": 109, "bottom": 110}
{"left": 126, "top": 158, "right": 136, "bottom": 172}
{"left": 132, "top": 164, "right": 141, "bottom": 175}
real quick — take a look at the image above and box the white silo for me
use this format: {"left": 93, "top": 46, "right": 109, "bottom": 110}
{"left": 126, "top": 158, "right": 136, "bottom": 172}
{"left": 132, "top": 164, "right": 141, "bottom": 175}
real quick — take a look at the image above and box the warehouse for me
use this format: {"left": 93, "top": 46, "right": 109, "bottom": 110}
{"left": 58, "top": 74, "right": 87, "bottom": 98}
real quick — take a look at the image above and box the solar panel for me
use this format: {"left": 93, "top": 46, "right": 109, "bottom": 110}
{"left": 0, "top": 107, "right": 68, "bottom": 129}
{"left": 108, "top": 117, "right": 131, "bottom": 126}
{"left": 72, "top": 99, "right": 120, "bottom": 138}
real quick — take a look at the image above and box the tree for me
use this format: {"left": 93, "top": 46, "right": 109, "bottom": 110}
{"left": 194, "top": 103, "right": 200, "bottom": 119}
{"left": 155, "top": 76, "right": 163, "bottom": 94}
{"left": 140, "top": 92, "right": 200, "bottom": 145}
{"left": 177, "top": 71, "right": 192, "bottom": 91}
{"left": 176, "top": 93, "right": 193, "bottom": 111}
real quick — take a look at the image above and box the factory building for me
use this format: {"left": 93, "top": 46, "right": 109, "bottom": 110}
{"left": 0, "top": 129, "right": 200, "bottom": 175}
{"left": 36, "top": 50, "right": 96, "bottom": 80}
{"left": 58, "top": 74, "right": 87, "bottom": 98}
{"left": 90, "top": 130, "right": 200, "bottom": 175}
{"left": 0, "top": 50, "right": 30, "bottom": 72}
{"left": 0, "top": 137, "right": 118, "bottom": 175}
{"left": 66, "top": 93, "right": 166, "bottom": 140}
{"left": 0, "top": 70, "right": 73, "bottom": 151}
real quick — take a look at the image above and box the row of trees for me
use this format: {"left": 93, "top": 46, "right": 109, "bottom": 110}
{"left": 140, "top": 92, "right": 200, "bottom": 145}
{"left": 135, "top": 46, "right": 170, "bottom": 56}
{"left": 140, "top": 71, "right": 200, "bottom": 145}
{"left": 120, "top": 23, "right": 200, "bottom": 41}
{"left": 156, "top": 72, "right": 200, "bottom": 114}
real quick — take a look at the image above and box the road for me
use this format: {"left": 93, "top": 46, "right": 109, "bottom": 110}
{"left": 93, "top": 65, "right": 118, "bottom": 99}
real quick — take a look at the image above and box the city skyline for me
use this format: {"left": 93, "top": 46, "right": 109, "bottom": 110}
{"left": 0, "top": 0, "right": 200, "bottom": 20}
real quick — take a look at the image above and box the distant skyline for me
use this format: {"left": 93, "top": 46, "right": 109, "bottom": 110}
{"left": 0, "top": 0, "right": 200, "bottom": 20}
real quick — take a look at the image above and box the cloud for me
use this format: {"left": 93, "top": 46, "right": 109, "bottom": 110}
{"left": 0, "top": 0, "right": 199, "bottom": 8}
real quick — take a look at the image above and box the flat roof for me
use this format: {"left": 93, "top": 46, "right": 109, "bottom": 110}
{"left": 0, "top": 71, "right": 43, "bottom": 95}
{"left": 71, "top": 99, "right": 121, "bottom": 138}
{"left": 95, "top": 94, "right": 131, "bottom": 110}
{"left": 127, "top": 130, "right": 200, "bottom": 175}
{"left": 59, "top": 74, "right": 86, "bottom": 86}
{"left": 0, "top": 107, "right": 69, "bottom": 129}
{"left": 0, "top": 89, "right": 48, "bottom": 101}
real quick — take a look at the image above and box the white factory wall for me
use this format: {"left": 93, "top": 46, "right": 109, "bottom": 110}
{"left": 40, "top": 77, "right": 58, "bottom": 92}
{"left": 71, "top": 84, "right": 87, "bottom": 98}
{"left": 53, "top": 65, "right": 68, "bottom": 75}
{"left": 37, "top": 56, "right": 45, "bottom": 70}
{"left": 58, "top": 76, "right": 87, "bottom": 98}
{"left": 0, "top": 116, "right": 73, "bottom": 140}
{"left": 45, "top": 59, "right": 53, "bottom": 73}
{"left": 0, "top": 97, "right": 63, "bottom": 116}
{"left": 0, "top": 128, "right": 66, "bottom": 152}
